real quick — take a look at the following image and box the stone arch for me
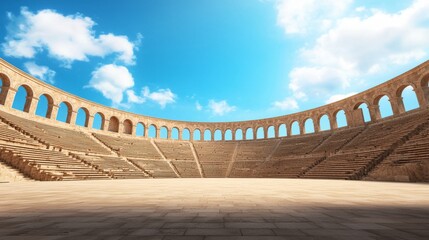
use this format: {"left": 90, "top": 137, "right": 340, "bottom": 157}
{"left": 182, "top": 128, "right": 191, "bottom": 140}
{"left": 160, "top": 126, "right": 168, "bottom": 139}
{"left": 136, "top": 122, "right": 145, "bottom": 136}
{"left": 353, "top": 102, "right": 371, "bottom": 123}
{"left": 171, "top": 127, "right": 179, "bottom": 140}
{"left": 235, "top": 128, "right": 243, "bottom": 140}
{"left": 419, "top": 73, "right": 429, "bottom": 106}
{"left": 267, "top": 125, "right": 275, "bottom": 138}
{"left": 123, "top": 119, "right": 133, "bottom": 134}
{"left": 56, "top": 101, "right": 73, "bottom": 123}
{"left": 214, "top": 129, "right": 222, "bottom": 141}
{"left": 108, "top": 116, "right": 119, "bottom": 132}
{"left": 374, "top": 94, "right": 393, "bottom": 119}
{"left": 0, "top": 73, "right": 11, "bottom": 105}
{"left": 290, "top": 121, "right": 300, "bottom": 135}
{"left": 92, "top": 112, "right": 105, "bottom": 130}
{"left": 318, "top": 114, "right": 331, "bottom": 131}
{"left": 397, "top": 85, "right": 419, "bottom": 112}
{"left": 204, "top": 129, "right": 212, "bottom": 141}
{"left": 12, "top": 84, "right": 34, "bottom": 113}
{"left": 76, "top": 107, "right": 90, "bottom": 127}
{"left": 193, "top": 129, "right": 201, "bottom": 141}
{"left": 334, "top": 109, "right": 348, "bottom": 128}
{"left": 245, "top": 127, "right": 254, "bottom": 140}
{"left": 149, "top": 124, "right": 157, "bottom": 138}
{"left": 224, "top": 129, "right": 233, "bottom": 141}
{"left": 304, "top": 118, "right": 315, "bottom": 134}
{"left": 35, "top": 93, "right": 54, "bottom": 118}
{"left": 256, "top": 126, "right": 264, "bottom": 139}
{"left": 278, "top": 124, "right": 287, "bottom": 137}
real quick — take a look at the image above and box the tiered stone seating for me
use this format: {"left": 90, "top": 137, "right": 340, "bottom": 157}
{"left": 0, "top": 111, "right": 110, "bottom": 154}
{"left": 0, "top": 121, "right": 40, "bottom": 146}
{"left": 94, "top": 134, "right": 162, "bottom": 159}
{"left": 170, "top": 161, "right": 200, "bottom": 178}
{"left": 128, "top": 158, "right": 177, "bottom": 178}
{"left": 194, "top": 142, "right": 236, "bottom": 177}
{"left": 72, "top": 154, "right": 148, "bottom": 179}
{"left": 303, "top": 110, "right": 429, "bottom": 179}
{"left": 257, "top": 155, "right": 325, "bottom": 178}
{"left": 0, "top": 142, "right": 110, "bottom": 181}
{"left": 312, "top": 127, "right": 364, "bottom": 153}
{"left": 155, "top": 140, "right": 194, "bottom": 160}
{"left": 229, "top": 140, "right": 277, "bottom": 177}
{"left": 273, "top": 132, "right": 330, "bottom": 157}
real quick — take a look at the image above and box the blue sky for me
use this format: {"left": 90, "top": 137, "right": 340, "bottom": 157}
{"left": 0, "top": 0, "right": 426, "bottom": 124}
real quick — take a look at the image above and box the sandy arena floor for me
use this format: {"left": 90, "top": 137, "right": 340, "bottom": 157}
{"left": 0, "top": 178, "right": 428, "bottom": 240}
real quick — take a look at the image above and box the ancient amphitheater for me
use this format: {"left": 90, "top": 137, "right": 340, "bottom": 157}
{"left": 0, "top": 58, "right": 428, "bottom": 239}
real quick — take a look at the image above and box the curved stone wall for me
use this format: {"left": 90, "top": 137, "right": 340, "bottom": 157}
{"left": 1, "top": 58, "right": 429, "bottom": 141}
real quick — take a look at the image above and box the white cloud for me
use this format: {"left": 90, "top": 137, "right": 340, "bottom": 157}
{"left": 276, "top": 0, "right": 352, "bottom": 34}
{"left": 195, "top": 101, "right": 203, "bottom": 111}
{"left": 2, "top": 8, "right": 138, "bottom": 66}
{"left": 325, "top": 92, "right": 357, "bottom": 104}
{"left": 24, "top": 61, "right": 55, "bottom": 84}
{"left": 208, "top": 100, "right": 236, "bottom": 116}
{"left": 88, "top": 64, "right": 134, "bottom": 105}
{"left": 272, "top": 97, "right": 299, "bottom": 110}
{"left": 280, "top": 0, "right": 429, "bottom": 104}
{"left": 143, "top": 87, "right": 176, "bottom": 108}
{"left": 126, "top": 89, "right": 145, "bottom": 104}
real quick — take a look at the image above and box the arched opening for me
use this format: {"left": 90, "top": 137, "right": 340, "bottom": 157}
{"left": 304, "top": 118, "right": 315, "bottom": 134}
{"left": 76, "top": 107, "right": 90, "bottom": 127}
{"left": 235, "top": 129, "right": 243, "bottom": 140}
{"left": 171, "top": 127, "right": 179, "bottom": 140}
{"left": 291, "top": 121, "right": 300, "bottom": 135}
{"left": 108, "top": 116, "right": 119, "bottom": 132}
{"left": 182, "top": 128, "right": 191, "bottom": 140}
{"left": 204, "top": 129, "right": 212, "bottom": 141}
{"left": 149, "top": 124, "right": 157, "bottom": 138}
{"left": 136, "top": 122, "right": 145, "bottom": 136}
{"left": 267, "top": 126, "right": 275, "bottom": 138}
{"left": 35, "top": 94, "right": 54, "bottom": 118}
{"left": 193, "top": 129, "right": 201, "bottom": 141}
{"left": 224, "top": 129, "right": 232, "bottom": 141}
{"left": 160, "top": 126, "right": 168, "bottom": 139}
{"left": 0, "top": 74, "right": 11, "bottom": 105}
{"left": 245, "top": 128, "right": 254, "bottom": 140}
{"left": 335, "top": 110, "right": 347, "bottom": 128}
{"left": 12, "top": 85, "right": 33, "bottom": 112}
{"left": 278, "top": 124, "right": 287, "bottom": 137}
{"left": 354, "top": 102, "right": 371, "bottom": 123}
{"left": 319, "top": 114, "right": 331, "bottom": 131}
{"left": 377, "top": 95, "right": 393, "bottom": 118}
{"left": 256, "top": 127, "right": 264, "bottom": 139}
{"left": 56, "top": 101, "right": 72, "bottom": 123}
{"left": 214, "top": 129, "right": 222, "bottom": 141}
{"left": 92, "top": 112, "right": 104, "bottom": 130}
{"left": 123, "top": 119, "right": 133, "bottom": 134}
{"left": 399, "top": 85, "right": 419, "bottom": 111}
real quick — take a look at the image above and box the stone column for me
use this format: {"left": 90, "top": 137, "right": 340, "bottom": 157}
{"left": 299, "top": 122, "right": 304, "bottom": 135}
{"left": 314, "top": 120, "right": 320, "bottom": 133}
{"left": 3, "top": 87, "right": 16, "bottom": 109}
{"left": 144, "top": 125, "right": 148, "bottom": 137}
{"left": 286, "top": 124, "right": 291, "bottom": 137}
{"left": 28, "top": 96, "right": 39, "bottom": 115}
{"left": 68, "top": 110, "right": 77, "bottom": 125}
{"left": 264, "top": 127, "right": 268, "bottom": 139}
{"left": 369, "top": 105, "right": 381, "bottom": 121}
{"left": 414, "top": 87, "right": 428, "bottom": 108}
{"left": 103, "top": 118, "right": 109, "bottom": 131}
{"left": 167, "top": 129, "right": 172, "bottom": 139}
{"left": 87, "top": 115, "right": 94, "bottom": 129}
{"left": 48, "top": 104, "right": 59, "bottom": 120}
{"left": 330, "top": 114, "right": 338, "bottom": 129}
{"left": 0, "top": 86, "right": 10, "bottom": 105}
{"left": 390, "top": 97, "right": 404, "bottom": 115}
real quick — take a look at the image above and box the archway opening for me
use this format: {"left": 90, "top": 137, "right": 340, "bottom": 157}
{"left": 123, "top": 119, "right": 133, "bottom": 134}
{"left": 136, "top": 122, "right": 145, "bottom": 136}
{"left": 204, "top": 129, "right": 212, "bottom": 141}
{"left": 0, "top": 74, "right": 11, "bottom": 105}
{"left": 148, "top": 124, "right": 157, "bottom": 138}
{"left": 193, "top": 129, "right": 201, "bottom": 141}
{"left": 319, "top": 114, "right": 331, "bottom": 131}
{"left": 108, "top": 116, "right": 119, "bottom": 132}
{"left": 304, "top": 118, "right": 315, "bottom": 134}
{"left": 235, "top": 129, "right": 243, "bottom": 140}
{"left": 92, "top": 112, "right": 104, "bottom": 130}
{"left": 256, "top": 127, "right": 264, "bottom": 139}
{"left": 278, "top": 124, "right": 287, "bottom": 137}
{"left": 171, "top": 127, "right": 179, "bottom": 140}
{"left": 267, "top": 126, "right": 275, "bottom": 138}
{"left": 400, "top": 86, "right": 419, "bottom": 111}
{"left": 356, "top": 103, "right": 371, "bottom": 122}
{"left": 214, "top": 129, "right": 222, "bottom": 141}
{"left": 56, "top": 102, "right": 72, "bottom": 123}
{"left": 224, "top": 129, "right": 232, "bottom": 141}
{"left": 245, "top": 128, "right": 254, "bottom": 140}
{"left": 76, "top": 108, "right": 90, "bottom": 127}
{"left": 35, "top": 94, "right": 53, "bottom": 118}
{"left": 12, "top": 85, "right": 33, "bottom": 112}
{"left": 160, "top": 126, "right": 168, "bottom": 139}
{"left": 335, "top": 110, "right": 347, "bottom": 128}
{"left": 182, "top": 128, "right": 191, "bottom": 140}
{"left": 291, "top": 121, "right": 300, "bottom": 135}
{"left": 378, "top": 95, "right": 393, "bottom": 118}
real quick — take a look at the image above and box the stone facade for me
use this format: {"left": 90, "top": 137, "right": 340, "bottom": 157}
{"left": 1, "top": 58, "right": 428, "bottom": 141}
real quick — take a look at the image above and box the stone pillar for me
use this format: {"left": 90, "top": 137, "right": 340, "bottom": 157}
{"left": 189, "top": 130, "right": 193, "bottom": 141}
{"left": 178, "top": 129, "right": 182, "bottom": 140}
{"left": 274, "top": 126, "right": 279, "bottom": 138}
{"left": 200, "top": 131, "right": 204, "bottom": 141}
{"left": 253, "top": 128, "right": 257, "bottom": 140}
{"left": 0, "top": 86, "right": 10, "bottom": 105}
{"left": 369, "top": 105, "right": 381, "bottom": 121}
{"left": 167, "top": 129, "right": 172, "bottom": 139}
{"left": 330, "top": 114, "right": 338, "bottom": 129}
{"left": 299, "top": 122, "right": 304, "bottom": 135}
{"left": 48, "top": 104, "right": 58, "bottom": 120}
{"left": 414, "top": 87, "right": 428, "bottom": 108}
{"left": 390, "top": 97, "right": 404, "bottom": 115}
{"left": 314, "top": 120, "right": 320, "bottom": 133}
{"left": 68, "top": 110, "right": 77, "bottom": 125}
{"left": 232, "top": 130, "right": 236, "bottom": 141}
{"left": 144, "top": 125, "right": 148, "bottom": 137}
{"left": 87, "top": 115, "right": 94, "bottom": 129}
{"left": 156, "top": 128, "right": 161, "bottom": 139}
{"left": 351, "top": 108, "right": 365, "bottom": 127}
{"left": 28, "top": 96, "right": 39, "bottom": 114}
{"left": 3, "top": 87, "right": 16, "bottom": 109}
{"left": 103, "top": 118, "right": 109, "bottom": 131}
{"left": 286, "top": 124, "right": 291, "bottom": 137}
{"left": 264, "top": 127, "right": 268, "bottom": 139}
